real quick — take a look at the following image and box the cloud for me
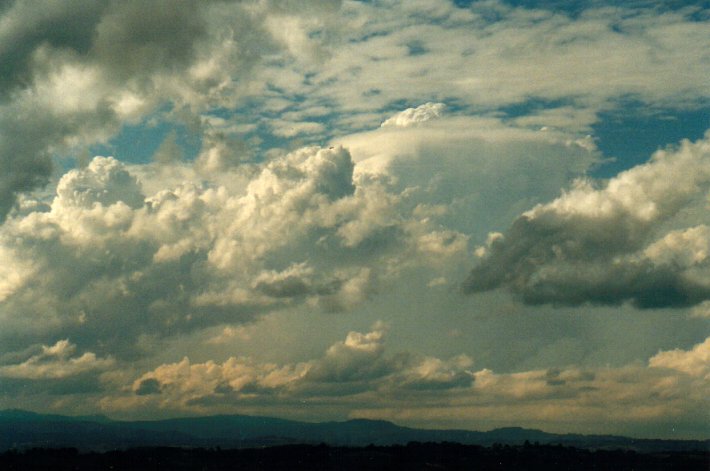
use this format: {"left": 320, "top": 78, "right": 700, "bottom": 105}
{"left": 270, "top": 120, "right": 326, "bottom": 138}
{"left": 110, "top": 322, "right": 473, "bottom": 413}
{"left": 0, "top": 143, "right": 449, "bottom": 355}
{"left": 0, "top": 0, "right": 342, "bottom": 221}
{"left": 464, "top": 132, "right": 710, "bottom": 308}
{"left": 0, "top": 339, "right": 113, "bottom": 380}
{"left": 0, "top": 0, "right": 108, "bottom": 96}
{"left": 0, "top": 1, "right": 707, "bottom": 439}
{"left": 649, "top": 337, "right": 710, "bottom": 377}
{"left": 56, "top": 156, "right": 144, "bottom": 210}
{"left": 337, "top": 111, "right": 599, "bottom": 246}
{"left": 351, "top": 337, "right": 710, "bottom": 435}
{"left": 134, "top": 377, "right": 162, "bottom": 395}
{"left": 253, "top": 0, "right": 710, "bottom": 142}
{"left": 98, "top": 332, "right": 710, "bottom": 437}
{"left": 380, "top": 102, "right": 445, "bottom": 128}
{"left": 2, "top": 0, "right": 708, "bottom": 223}
{"left": 690, "top": 300, "right": 710, "bottom": 319}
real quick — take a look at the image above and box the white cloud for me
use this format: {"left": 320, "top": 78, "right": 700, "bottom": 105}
{"left": 352, "top": 337, "right": 710, "bottom": 435}
{"left": 56, "top": 156, "right": 144, "bottom": 210}
{"left": 254, "top": 0, "right": 710, "bottom": 141}
{"left": 270, "top": 120, "right": 326, "bottom": 138}
{"left": 0, "top": 1, "right": 708, "bottom": 434}
{"left": 690, "top": 300, "right": 710, "bottom": 319}
{"left": 0, "top": 141, "right": 465, "bottom": 353}
{"left": 381, "top": 102, "right": 445, "bottom": 128}
{"left": 2, "top": 0, "right": 708, "bottom": 222}
{"left": 649, "top": 337, "right": 710, "bottom": 377}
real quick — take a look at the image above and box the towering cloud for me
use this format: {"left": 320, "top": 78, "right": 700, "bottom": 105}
{"left": 0, "top": 144, "right": 442, "bottom": 355}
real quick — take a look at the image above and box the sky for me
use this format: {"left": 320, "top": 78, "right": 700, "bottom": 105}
{"left": 0, "top": 0, "right": 708, "bottom": 440}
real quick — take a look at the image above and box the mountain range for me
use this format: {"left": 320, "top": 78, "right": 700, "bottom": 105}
{"left": 1, "top": 409, "right": 707, "bottom": 453}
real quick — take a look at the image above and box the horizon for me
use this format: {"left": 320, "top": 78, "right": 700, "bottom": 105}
{"left": 3, "top": 407, "right": 709, "bottom": 442}
{"left": 0, "top": 0, "right": 708, "bottom": 441}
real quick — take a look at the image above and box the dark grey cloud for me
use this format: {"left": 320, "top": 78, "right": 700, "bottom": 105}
{"left": 464, "top": 217, "right": 710, "bottom": 309}
{"left": 91, "top": 0, "right": 207, "bottom": 81}
{"left": 0, "top": 0, "right": 108, "bottom": 97}
{"left": 0, "top": 1, "right": 119, "bottom": 219}
{"left": 464, "top": 135, "right": 710, "bottom": 309}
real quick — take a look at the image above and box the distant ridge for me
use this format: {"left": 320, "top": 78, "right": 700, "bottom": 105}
{"left": 1, "top": 409, "right": 707, "bottom": 453}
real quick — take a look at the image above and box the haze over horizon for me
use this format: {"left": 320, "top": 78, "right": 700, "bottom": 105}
{"left": 0, "top": 0, "right": 708, "bottom": 441}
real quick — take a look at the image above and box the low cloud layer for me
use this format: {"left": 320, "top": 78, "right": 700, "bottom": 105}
{"left": 111, "top": 323, "right": 474, "bottom": 414}
{"left": 95, "top": 328, "right": 710, "bottom": 437}
{"left": 465, "top": 133, "right": 710, "bottom": 308}
{"left": 361, "top": 336, "right": 710, "bottom": 436}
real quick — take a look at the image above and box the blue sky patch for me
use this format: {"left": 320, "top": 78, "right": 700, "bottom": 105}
{"left": 591, "top": 105, "right": 710, "bottom": 178}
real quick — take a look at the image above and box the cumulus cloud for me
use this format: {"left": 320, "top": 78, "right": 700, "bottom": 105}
{"left": 350, "top": 337, "right": 710, "bottom": 435}
{"left": 337, "top": 111, "right": 599, "bottom": 250}
{"left": 98, "top": 331, "right": 710, "bottom": 437}
{"left": 56, "top": 156, "right": 144, "bottom": 209}
{"left": 110, "top": 323, "right": 473, "bottom": 413}
{"left": 380, "top": 102, "right": 445, "bottom": 128}
{"left": 2, "top": 0, "right": 709, "bottom": 223}
{"left": 0, "top": 1, "right": 708, "bottom": 433}
{"left": 0, "top": 143, "right": 455, "bottom": 356}
{"left": 0, "top": 339, "right": 113, "bottom": 380}
{"left": 649, "top": 337, "right": 710, "bottom": 377}
{"left": 464, "top": 133, "right": 710, "bottom": 308}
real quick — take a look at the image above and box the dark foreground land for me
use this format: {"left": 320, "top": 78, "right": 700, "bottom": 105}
{"left": 1, "top": 442, "right": 707, "bottom": 471}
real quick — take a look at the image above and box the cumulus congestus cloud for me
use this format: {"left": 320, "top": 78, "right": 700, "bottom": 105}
{"left": 0, "top": 144, "right": 449, "bottom": 355}
{"left": 464, "top": 133, "right": 710, "bottom": 308}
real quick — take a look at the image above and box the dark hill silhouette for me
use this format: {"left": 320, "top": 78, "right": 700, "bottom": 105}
{"left": 0, "top": 409, "right": 707, "bottom": 453}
